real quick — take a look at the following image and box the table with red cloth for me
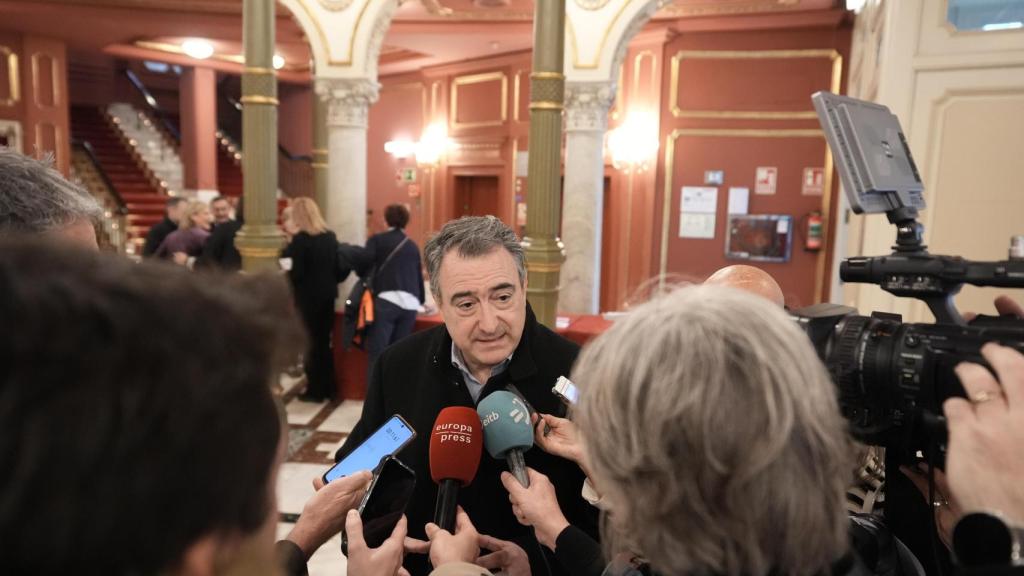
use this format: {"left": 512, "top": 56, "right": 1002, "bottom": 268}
{"left": 332, "top": 311, "right": 612, "bottom": 400}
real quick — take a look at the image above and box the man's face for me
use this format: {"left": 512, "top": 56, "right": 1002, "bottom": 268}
{"left": 437, "top": 248, "right": 527, "bottom": 372}
{"left": 168, "top": 202, "right": 186, "bottom": 224}
{"left": 211, "top": 200, "right": 232, "bottom": 224}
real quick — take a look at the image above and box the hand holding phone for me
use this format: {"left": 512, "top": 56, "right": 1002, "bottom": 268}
{"left": 344, "top": 510, "right": 408, "bottom": 576}
{"left": 324, "top": 414, "right": 415, "bottom": 484}
{"left": 342, "top": 455, "right": 417, "bottom": 555}
{"left": 552, "top": 376, "right": 579, "bottom": 406}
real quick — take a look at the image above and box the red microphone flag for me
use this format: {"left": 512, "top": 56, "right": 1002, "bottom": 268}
{"left": 429, "top": 406, "right": 483, "bottom": 486}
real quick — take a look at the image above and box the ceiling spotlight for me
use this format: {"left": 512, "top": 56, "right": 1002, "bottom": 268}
{"left": 273, "top": 54, "right": 286, "bottom": 70}
{"left": 181, "top": 39, "right": 214, "bottom": 60}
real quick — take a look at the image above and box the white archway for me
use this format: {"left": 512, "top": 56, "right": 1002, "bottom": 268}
{"left": 560, "top": 0, "right": 662, "bottom": 314}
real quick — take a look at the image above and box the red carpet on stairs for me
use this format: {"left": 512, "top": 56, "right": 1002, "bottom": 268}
{"left": 71, "top": 106, "right": 167, "bottom": 249}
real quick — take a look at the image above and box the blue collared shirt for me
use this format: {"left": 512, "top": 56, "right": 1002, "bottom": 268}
{"left": 450, "top": 343, "right": 513, "bottom": 403}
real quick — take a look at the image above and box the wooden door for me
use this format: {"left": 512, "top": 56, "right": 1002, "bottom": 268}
{"left": 454, "top": 175, "right": 500, "bottom": 218}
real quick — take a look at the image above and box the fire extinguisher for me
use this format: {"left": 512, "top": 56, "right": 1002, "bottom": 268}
{"left": 805, "top": 211, "right": 824, "bottom": 251}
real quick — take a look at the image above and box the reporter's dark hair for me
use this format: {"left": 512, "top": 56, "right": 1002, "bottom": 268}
{"left": 384, "top": 203, "right": 410, "bottom": 229}
{"left": 0, "top": 238, "right": 305, "bottom": 575}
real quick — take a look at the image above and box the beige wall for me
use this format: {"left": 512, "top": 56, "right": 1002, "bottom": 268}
{"left": 841, "top": 0, "right": 1024, "bottom": 321}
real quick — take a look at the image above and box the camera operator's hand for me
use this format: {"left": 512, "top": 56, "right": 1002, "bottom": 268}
{"left": 501, "top": 468, "right": 570, "bottom": 550}
{"left": 900, "top": 464, "right": 962, "bottom": 550}
{"left": 285, "top": 470, "right": 372, "bottom": 558}
{"left": 962, "top": 295, "right": 1024, "bottom": 322}
{"left": 532, "top": 413, "right": 583, "bottom": 464}
{"left": 945, "top": 343, "right": 1024, "bottom": 523}
{"left": 424, "top": 507, "right": 481, "bottom": 568}
{"left": 345, "top": 510, "right": 409, "bottom": 576}
{"left": 477, "top": 534, "right": 532, "bottom": 576}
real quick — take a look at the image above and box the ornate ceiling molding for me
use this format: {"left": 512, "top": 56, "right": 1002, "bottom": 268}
{"left": 419, "top": 0, "right": 532, "bottom": 20}
{"left": 656, "top": 0, "right": 804, "bottom": 18}
{"left": 574, "top": 0, "right": 614, "bottom": 10}
{"left": 316, "top": 0, "right": 355, "bottom": 11}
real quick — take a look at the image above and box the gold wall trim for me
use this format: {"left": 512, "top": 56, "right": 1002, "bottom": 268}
{"left": 669, "top": 49, "right": 843, "bottom": 119}
{"left": 530, "top": 101, "right": 563, "bottom": 110}
{"left": 513, "top": 70, "right": 523, "bottom": 122}
{"left": 659, "top": 128, "right": 829, "bottom": 298}
{"left": 241, "top": 95, "right": 280, "bottom": 105}
{"left": 632, "top": 49, "right": 655, "bottom": 99}
{"left": 31, "top": 52, "right": 61, "bottom": 109}
{"left": 0, "top": 47, "right": 19, "bottom": 107}
{"left": 531, "top": 71, "right": 565, "bottom": 80}
{"left": 316, "top": 0, "right": 354, "bottom": 11}
{"left": 311, "top": 161, "right": 329, "bottom": 168}
{"left": 450, "top": 71, "right": 508, "bottom": 129}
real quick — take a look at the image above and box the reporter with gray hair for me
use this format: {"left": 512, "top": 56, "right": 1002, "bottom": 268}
{"left": 0, "top": 147, "right": 102, "bottom": 250}
{"left": 542, "top": 285, "right": 859, "bottom": 576}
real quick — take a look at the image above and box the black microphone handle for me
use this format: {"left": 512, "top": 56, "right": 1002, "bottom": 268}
{"left": 434, "top": 478, "right": 460, "bottom": 532}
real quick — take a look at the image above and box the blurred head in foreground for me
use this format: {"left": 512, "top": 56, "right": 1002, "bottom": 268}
{"left": 0, "top": 239, "right": 304, "bottom": 575}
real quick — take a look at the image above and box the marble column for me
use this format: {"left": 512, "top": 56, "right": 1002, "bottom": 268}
{"left": 312, "top": 95, "right": 329, "bottom": 214}
{"left": 315, "top": 78, "right": 380, "bottom": 247}
{"left": 559, "top": 82, "right": 615, "bottom": 314}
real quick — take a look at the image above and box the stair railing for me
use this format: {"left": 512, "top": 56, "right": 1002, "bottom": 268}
{"left": 124, "top": 68, "right": 181, "bottom": 147}
{"left": 71, "top": 139, "right": 130, "bottom": 254}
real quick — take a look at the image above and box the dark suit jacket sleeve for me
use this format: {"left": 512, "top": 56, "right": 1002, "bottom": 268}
{"left": 554, "top": 525, "right": 605, "bottom": 576}
{"left": 275, "top": 539, "right": 308, "bottom": 576}
{"left": 283, "top": 235, "right": 306, "bottom": 281}
{"left": 195, "top": 228, "right": 226, "bottom": 269}
{"left": 335, "top": 344, "right": 388, "bottom": 460}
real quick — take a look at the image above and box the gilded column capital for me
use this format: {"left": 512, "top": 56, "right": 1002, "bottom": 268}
{"left": 315, "top": 78, "right": 380, "bottom": 128}
{"left": 563, "top": 82, "right": 616, "bottom": 133}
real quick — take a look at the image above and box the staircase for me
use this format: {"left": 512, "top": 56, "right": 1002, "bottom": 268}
{"left": 70, "top": 106, "right": 166, "bottom": 252}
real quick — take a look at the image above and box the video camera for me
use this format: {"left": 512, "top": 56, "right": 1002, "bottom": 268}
{"left": 791, "top": 92, "right": 1024, "bottom": 460}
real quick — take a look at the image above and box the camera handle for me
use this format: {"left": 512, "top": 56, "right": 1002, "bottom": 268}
{"left": 841, "top": 207, "right": 1024, "bottom": 325}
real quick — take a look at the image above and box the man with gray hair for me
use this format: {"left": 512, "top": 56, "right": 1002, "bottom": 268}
{"left": 337, "top": 215, "right": 597, "bottom": 576}
{"left": 0, "top": 147, "right": 102, "bottom": 250}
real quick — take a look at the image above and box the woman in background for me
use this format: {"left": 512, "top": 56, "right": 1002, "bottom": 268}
{"left": 155, "top": 200, "right": 212, "bottom": 265}
{"left": 282, "top": 198, "right": 339, "bottom": 402}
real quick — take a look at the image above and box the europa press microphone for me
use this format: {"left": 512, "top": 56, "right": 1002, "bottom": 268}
{"left": 429, "top": 407, "right": 483, "bottom": 532}
{"left": 477, "top": 390, "right": 534, "bottom": 487}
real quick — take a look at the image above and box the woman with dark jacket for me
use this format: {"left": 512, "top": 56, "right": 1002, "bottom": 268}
{"left": 282, "top": 197, "right": 339, "bottom": 402}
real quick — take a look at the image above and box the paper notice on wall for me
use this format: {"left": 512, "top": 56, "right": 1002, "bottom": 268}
{"left": 679, "top": 212, "right": 716, "bottom": 239}
{"left": 681, "top": 186, "right": 718, "bottom": 213}
{"left": 515, "top": 151, "right": 529, "bottom": 177}
{"left": 755, "top": 166, "right": 777, "bottom": 195}
{"left": 727, "top": 187, "right": 749, "bottom": 215}
{"left": 802, "top": 167, "right": 825, "bottom": 195}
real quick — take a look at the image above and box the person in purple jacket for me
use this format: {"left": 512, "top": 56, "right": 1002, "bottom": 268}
{"left": 156, "top": 200, "right": 212, "bottom": 265}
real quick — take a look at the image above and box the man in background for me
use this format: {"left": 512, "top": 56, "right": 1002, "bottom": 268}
{"left": 142, "top": 196, "right": 186, "bottom": 257}
{"left": 210, "top": 195, "right": 234, "bottom": 227}
{"left": 0, "top": 147, "right": 102, "bottom": 250}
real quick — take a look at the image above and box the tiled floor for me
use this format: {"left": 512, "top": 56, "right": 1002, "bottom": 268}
{"left": 278, "top": 392, "right": 364, "bottom": 575}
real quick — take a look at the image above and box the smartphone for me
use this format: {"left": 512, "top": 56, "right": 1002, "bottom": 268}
{"left": 342, "top": 456, "right": 416, "bottom": 554}
{"left": 323, "top": 414, "right": 415, "bottom": 484}
{"left": 552, "top": 376, "right": 579, "bottom": 405}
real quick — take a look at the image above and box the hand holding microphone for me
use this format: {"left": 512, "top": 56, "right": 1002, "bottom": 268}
{"left": 429, "top": 407, "right": 483, "bottom": 532}
{"left": 477, "top": 390, "right": 534, "bottom": 487}
{"left": 501, "top": 467, "right": 570, "bottom": 550}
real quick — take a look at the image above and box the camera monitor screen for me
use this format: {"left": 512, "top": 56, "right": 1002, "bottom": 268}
{"left": 811, "top": 91, "right": 926, "bottom": 215}
{"left": 725, "top": 214, "right": 793, "bottom": 263}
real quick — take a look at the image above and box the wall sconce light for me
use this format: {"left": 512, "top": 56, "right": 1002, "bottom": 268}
{"left": 385, "top": 123, "right": 451, "bottom": 166}
{"left": 384, "top": 139, "right": 417, "bottom": 158}
{"left": 607, "top": 111, "right": 659, "bottom": 173}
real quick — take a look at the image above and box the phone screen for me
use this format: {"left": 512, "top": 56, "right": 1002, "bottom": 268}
{"left": 358, "top": 457, "right": 416, "bottom": 549}
{"left": 324, "top": 415, "right": 415, "bottom": 483}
